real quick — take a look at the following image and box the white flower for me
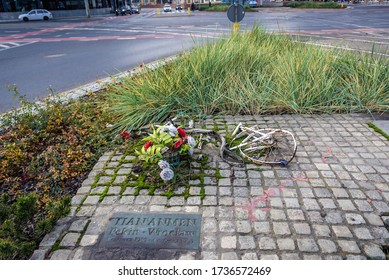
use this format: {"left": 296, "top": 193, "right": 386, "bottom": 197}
{"left": 187, "top": 136, "right": 196, "bottom": 148}
{"left": 188, "top": 147, "right": 194, "bottom": 157}
{"left": 158, "top": 160, "right": 170, "bottom": 170}
{"left": 167, "top": 124, "right": 178, "bottom": 137}
{"left": 188, "top": 120, "right": 194, "bottom": 128}
{"left": 159, "top": 124, "right": 178, "bottom": 137}
{"left": 160, "top": 168, "right": 174, "bottom": 181}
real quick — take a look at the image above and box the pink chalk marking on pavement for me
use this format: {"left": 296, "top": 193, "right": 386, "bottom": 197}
{"left": 236, "top": 181, "right": 288, "bottom": 221}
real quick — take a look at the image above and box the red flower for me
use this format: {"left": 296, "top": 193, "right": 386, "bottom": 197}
{"left": 144, "top": 141, "right": 153, "bottom": 150}
{"left": 177, "top": 128, "right": 186, "bottom": 138}
{"left": 173, "top": 139, "right": 183, "bottom": 150}
{"left": 120, "top": 131, "right": 130, "bottom": 140}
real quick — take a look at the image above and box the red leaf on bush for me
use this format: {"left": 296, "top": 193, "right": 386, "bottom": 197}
{"left": 173, "top": 139, "right": 183, "bottom": 150}
{"left": 177, "top": 128, "right": 186, "bottom": 138}
{"left": 144, "top": 141, "right": 153, "bottom": 150}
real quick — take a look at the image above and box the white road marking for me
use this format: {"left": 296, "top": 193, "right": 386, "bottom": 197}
{"left": 45, "top": 54, "right": 66, "bottom": 58}
{"left": 0, "top": 41, "right": 36, "bottom": 51}
{"left": 300, "top": 41, "right": 389, "bottom": 57}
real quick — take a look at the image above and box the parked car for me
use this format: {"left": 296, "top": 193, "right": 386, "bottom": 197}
{"left": 163, "top": 4, "right": 172, "bottom": 12}
{"left": 131, "top": 5, "right": 141, "bottom": 13}
{"left": 18, "top": 9, "right": 53, "bottom": 22}
{"left": 248, "top": 0, "right": 257, "bottom": 7}
{"left": 176, "top": 4, "right": 182, "bottom": 10}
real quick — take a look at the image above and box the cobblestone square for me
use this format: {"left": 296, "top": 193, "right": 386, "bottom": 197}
{"left": 33, "top": 115, "right": 389, "bottom": 260}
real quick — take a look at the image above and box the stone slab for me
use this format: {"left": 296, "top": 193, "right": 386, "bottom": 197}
{"left": 100, "top": 212, "right": 201, "bottom": 250}
{"left": 372, "top": 120, "right": 389, "bottom": 136}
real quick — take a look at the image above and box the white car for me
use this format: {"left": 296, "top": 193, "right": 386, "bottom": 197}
{"left": 18, "top": 9, "right": 53, "bottom": 22}
{"left": 163, "top": 4, "right": 172, "bottom": 12}
{"left": 249, "top": 0, "right": 258, "bottom": 7}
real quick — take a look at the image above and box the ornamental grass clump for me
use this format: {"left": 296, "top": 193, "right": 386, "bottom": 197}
{"left": 107, "top": 27, "right": 388, "bottom": 133}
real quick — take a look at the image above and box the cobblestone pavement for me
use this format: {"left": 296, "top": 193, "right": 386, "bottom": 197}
{"left": 31, "top": 114, "right": 389, "bottom": 260}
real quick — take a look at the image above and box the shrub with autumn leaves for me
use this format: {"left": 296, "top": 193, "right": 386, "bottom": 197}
{"left": 0, "top": 92, "right": 115, "bottom": 259}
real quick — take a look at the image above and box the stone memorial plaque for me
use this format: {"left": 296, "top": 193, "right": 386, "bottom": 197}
{"left": 100, "top": 212, "right": 201, "bottom": 250}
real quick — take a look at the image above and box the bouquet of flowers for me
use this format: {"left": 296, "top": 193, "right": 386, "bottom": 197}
{"left": 135, "top": 123, "right": 196, "bottom": 181}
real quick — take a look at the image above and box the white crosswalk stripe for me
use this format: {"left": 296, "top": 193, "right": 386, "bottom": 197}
{"left": 0, "top": 44, "right": 11, "bottom": 49}
{"left": 0, "top": 41, "right": 36, "bottom": 51}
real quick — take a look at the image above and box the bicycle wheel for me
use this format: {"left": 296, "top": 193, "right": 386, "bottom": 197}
{"left": 239, "top": 129, "right": 297, "bottom": 166}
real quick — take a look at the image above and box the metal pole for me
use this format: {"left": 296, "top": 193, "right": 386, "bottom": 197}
{"left": 84, "top": 0, "right": 91, "bottom": 17}
{"left": 233, "top": 2, "right": 239, "bottom": 32}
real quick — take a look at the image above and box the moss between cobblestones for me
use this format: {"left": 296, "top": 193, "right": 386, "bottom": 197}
{"left": 76, "top": 220, "right": 91, "bottom": 247}
{"left": 199, "top": 188, "right": 206, "bottom": 200}
{"left": 98, "top": 187, "right": 109, "bottom": 202}
{"left": 215, "top": 168, "right": 223, "bottom": 180}
{"left": 368, "top": 123, "right": 389, "bottom": 141}
{"left": 75, "top": 195, "right": 89, "bottom": 214}
{"left": 50, "top": 238, "right": 62, "bottom": 252}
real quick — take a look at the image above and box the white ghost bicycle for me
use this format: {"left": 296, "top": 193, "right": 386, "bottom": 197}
{"left": 229, "top": 123, "right": 297, "bottom": 166}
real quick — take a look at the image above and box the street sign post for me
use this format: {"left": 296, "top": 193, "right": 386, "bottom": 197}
{"left": 227, "top": 4, "right": 245, "bottom": 32}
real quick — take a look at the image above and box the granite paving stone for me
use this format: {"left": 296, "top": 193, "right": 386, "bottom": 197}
{"left": 363, "top": 213, "right": 385, "bottom": 226}
{"left": 239, "top": 236, "right": 256, "bottom": 250}
{"left": 325, "top": 211, "right": 344, "bottom": 224}
{"left": 253, "top": 222, "right": 271, "bottom": 234}
{"left": 363, "top": 244, "right": 386, "bottom": 260}
{"left": 259, "top": 237, "right": 277, "bottom": 250}
{"left": 222, "top": 252, "right": 239, "bottom": 260}
{"left": 345, "top": 213, "right": 366, "bottom": 225}
{"left": 297, "top": 239, "right": 319, "bottom": 252}
{"left": 337, "top": 199, "right": 357, "bottom": 211}
{"left": 221, "top": 236, "right": 237, "bottom": 249}
{"left": 236, "top": 221, "right": 252, "bottom": 233}
{"left": 337, "top": 240, "right": 361, "bottom": 254}
{"left": 60, "top": 233, "right": 81, "bottom": 247}
{"left": 69, "top": 219, "right": 89, "bottom": 232}
{"left": 317, "top": 239, "right": 337, "bottom": 254}
{"left": 241, "top": 253, "right": 258, "bottom": 260}
{"left": 50, "top": 250, "right": 72, "bottom": 260}
{"left": 293, "top": 223, "right": 312, "bottom": 235}
{"left": 219, "top": 221, "right": 236, "bottom": 232}
{"left": 273, "top": 222, "right": 291, "bottom": 236}
{"left": 277, "top": 239, "right": 295, "bottom": 251}
{"left": 332, "top": 225, "right": 354, "bottom": 238}
{"left": 313, "top": 224, "right": 331, "bottom": 237}
{"left": 302, "top": 198, "right": 321, "bottom": 210}
{"left": 90, "top": 187, "right": 107, "bottom": 195}
{"left": 318, "top": 198, "right": 337, "bottom": 209}
{"left": 284, "top": 198, "right": 300, "bottom": 208}
{"left": 354, "top": 200, "right": 374, "bottom": 212}
{"left": 286, "top": 209, "right": 305, "bottom": 221}
{"left": 353, "top": 227, "right": 374, "bottom": 240}
{"left": 107, "top": 186, "right": 121, "bottom": 195}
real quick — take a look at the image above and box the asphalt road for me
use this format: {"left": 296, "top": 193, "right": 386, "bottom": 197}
{"left": 0, "top": 6, "right": 388, "bottom": 113}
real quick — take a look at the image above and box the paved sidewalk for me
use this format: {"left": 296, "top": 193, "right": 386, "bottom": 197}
{"left": 31, "top": 114, "right": 389, "bottom": 260}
